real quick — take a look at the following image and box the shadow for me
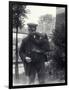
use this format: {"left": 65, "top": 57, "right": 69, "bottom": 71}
{"left": 4, "top": 85, "right": 8, "bottom": 88}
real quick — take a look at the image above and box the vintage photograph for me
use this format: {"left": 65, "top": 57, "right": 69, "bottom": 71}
{"left": 9, "top": 1, "right": 67, "bottom": 88}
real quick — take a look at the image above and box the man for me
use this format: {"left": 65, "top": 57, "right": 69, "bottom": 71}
{"left": 19, "top": 23, "right": 50, "bottom": 84}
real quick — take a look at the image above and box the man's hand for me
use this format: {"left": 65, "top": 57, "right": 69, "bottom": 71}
{"left": 25, "top": 57, "right": 32, "bottom": 63}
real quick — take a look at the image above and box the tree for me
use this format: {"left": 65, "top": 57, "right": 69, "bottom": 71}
{"left": 12, "top": 3, "right": 27, "bottom": 79}
{"left": 52, "top": 23, "right": 65, "bottom": 70}
{"left": 53, "top": 24, "right": 65, "bottom": 51}
{"left": 12, "top": 3, "right": 27, "bottom": 29}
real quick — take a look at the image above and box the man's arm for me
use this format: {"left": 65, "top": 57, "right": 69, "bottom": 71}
{"left": 19, "top": 38, "right": 32, "bottom": 63}
{"left": 19, "top": 39, "right": 26, "bottom": 63}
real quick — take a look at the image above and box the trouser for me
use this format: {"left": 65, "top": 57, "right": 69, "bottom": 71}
{"left": 28, "top": 62, "right": 46, "bottom": 84}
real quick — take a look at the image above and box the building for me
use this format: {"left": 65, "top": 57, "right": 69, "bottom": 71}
{"left": 37, "top": 14, "right": 56, "bottom": 41}
{"left": 56, "top": 7, "right": 65, "bottom": 28}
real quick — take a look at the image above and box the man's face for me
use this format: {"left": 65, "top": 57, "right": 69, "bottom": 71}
{"left": 28, "top": 27, "right": 36, "bottom": 34}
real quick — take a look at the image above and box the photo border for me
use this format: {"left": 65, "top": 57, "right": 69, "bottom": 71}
{"left": 9, "top": 1, "right": 67, "bottom": 89}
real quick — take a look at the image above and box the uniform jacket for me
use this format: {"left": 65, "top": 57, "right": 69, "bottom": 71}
{"left": 19, "top": 32, "right": 50, "bottom": 63}
{"left": 19, "top": 32, "right": 50, "bottom": 76}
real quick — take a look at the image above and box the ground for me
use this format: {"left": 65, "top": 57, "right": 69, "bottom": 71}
{"left": 13, "top": 61, "right": 65, "bottom": 86}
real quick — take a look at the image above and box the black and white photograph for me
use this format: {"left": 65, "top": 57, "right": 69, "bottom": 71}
{"left": 9, "top": 1, "right": 67, "bottom": 88}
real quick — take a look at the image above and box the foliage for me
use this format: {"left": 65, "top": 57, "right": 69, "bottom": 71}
{"left": 52, "top": 23, "right": 65, "bottom": 70}
{"left": 12, "top": 3, "right": 27, "bottom": 29}
{"left": 52, "top": 24, "right": 65, "bottom": 51}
